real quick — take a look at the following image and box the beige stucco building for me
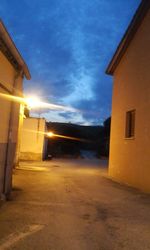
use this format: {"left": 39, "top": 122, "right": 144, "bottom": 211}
{"left": 0, "top": 20, "right": 30, "bottom": 199}
{"left": 106, "top": 1, "right": 150, "bottom": 192}
{"left": 20, "top": 117, "right": 47, "bottom": 161}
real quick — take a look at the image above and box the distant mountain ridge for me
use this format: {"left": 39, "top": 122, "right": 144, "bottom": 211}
{"left": 46, "top": 118, "right": 111, "bottom": 158}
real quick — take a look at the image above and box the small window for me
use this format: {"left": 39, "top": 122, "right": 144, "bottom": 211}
{"left": 125, "top": 110, "right": 135, "bottom": 138}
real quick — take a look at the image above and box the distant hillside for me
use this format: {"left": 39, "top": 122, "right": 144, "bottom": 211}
{"left": 46, "top": 118, "right": 111, "bottom": 158}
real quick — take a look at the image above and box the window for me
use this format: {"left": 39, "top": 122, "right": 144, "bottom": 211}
{"left": 125, "top": 110, "right": 135, "bottom": 138}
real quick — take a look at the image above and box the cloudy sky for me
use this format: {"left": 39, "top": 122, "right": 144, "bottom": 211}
{"left": 0, "top": 0, "right": 140, "bottom": 125}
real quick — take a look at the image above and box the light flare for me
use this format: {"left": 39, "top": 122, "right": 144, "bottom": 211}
{"left": 0, "top": 93, "right": 78, "bottom": 112}
{"left": 22, "top": 128, "right": 92, "bottom": 143}
{"left": 47, "top": 132, "right": 89, "bottom": 142}
{"left": 24, "top": 95, "right": 78, "bottom": 112}
{"left": 0, "top": 93, "right": 24, "bottom": 103}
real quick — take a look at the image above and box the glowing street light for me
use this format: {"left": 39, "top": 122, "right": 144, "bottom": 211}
{"left": 47, "top": 131, "right": 55, "bottom": 137}
{"left": 25, "top": 96, "right": 41, "bottom": 109}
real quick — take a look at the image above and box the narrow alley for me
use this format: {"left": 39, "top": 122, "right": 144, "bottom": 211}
{"left": 0, "top": 159, "right": 150, "bottom": 250}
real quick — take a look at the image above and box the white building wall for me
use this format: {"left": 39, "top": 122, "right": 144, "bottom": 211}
{"left": 20, "top": 117, "right": 47, "bottom": 161}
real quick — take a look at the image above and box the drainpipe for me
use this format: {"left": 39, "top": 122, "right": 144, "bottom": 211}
{"left": 15, "top": 101, "right": 24, "bottom": 166}
{"left": 2, "top": 70, "right": 23, "bottom": 200}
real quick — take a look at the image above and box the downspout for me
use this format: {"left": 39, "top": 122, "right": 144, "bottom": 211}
{"left": 2, "top": 70, "right": 23, "bottom": 200}
{"left": 15, "top": 100, "right": 24, "bottom": 166}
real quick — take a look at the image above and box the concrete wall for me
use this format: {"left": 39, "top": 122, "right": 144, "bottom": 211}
{"left": 109, "top": 11, "right": 150, "bottom": 192}
{"left": 20, "top": 118, "right": 47, "bottom": 161}
{"left": 0, "top": 51, "right": 23, "bottom": 198}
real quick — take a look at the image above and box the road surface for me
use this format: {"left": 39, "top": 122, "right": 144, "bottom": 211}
{"left": 0, "top": 159, "right": 150, "bottom": 250}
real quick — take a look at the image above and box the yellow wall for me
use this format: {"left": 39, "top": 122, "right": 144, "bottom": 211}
{"left": 20, "top": 118, "right": 47, "bottom": 161}
{"left": 0, "top": 51, "right": 16, "bottom": 143}
{"left": 0, "top": 52, "right": 23, "bottom": 143}
{"left": 0, "top": 51, "right": 16, "bottom": 92}
{"left": 0, "top": 51, "right": 23, "bottom": 197}
{"left": 109, "top": 11, "right": 150, "bottom": 192}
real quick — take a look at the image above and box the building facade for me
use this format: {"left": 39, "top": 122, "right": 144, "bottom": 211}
{"left": 20, "top": 117, "right": 47, "bottom": 161}
{"left": 106, "top": 1, "right": 150, "bottom": 192}
{"left": 0, "top": 20, "right": 30, "bottom": 199}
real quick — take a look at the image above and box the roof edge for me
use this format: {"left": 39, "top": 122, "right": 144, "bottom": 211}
{"left": 106, "top": 0, "right": 150, "bottom": 75}
{"left": 0, "top": 19, "right": 31, "bottom": 80}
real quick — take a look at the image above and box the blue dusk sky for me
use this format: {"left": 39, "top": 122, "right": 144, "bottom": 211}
{"left": 0, "top": 0, "right": 141, "bottom": 125}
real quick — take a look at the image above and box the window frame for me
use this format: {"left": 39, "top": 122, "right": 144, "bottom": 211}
{"left": 125, "top": 109, "right": 136, "bottom": 139}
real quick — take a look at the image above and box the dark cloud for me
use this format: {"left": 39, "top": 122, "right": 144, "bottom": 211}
{"left": 58, "top": 112, "right": 74, "bottom": 120}
{"left": 0, "top": 0, "right": 141, "bottom": 124}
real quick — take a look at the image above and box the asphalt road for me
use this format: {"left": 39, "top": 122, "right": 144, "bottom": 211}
{"left": 0, "top": 159, "right": 150, "bottom": 250}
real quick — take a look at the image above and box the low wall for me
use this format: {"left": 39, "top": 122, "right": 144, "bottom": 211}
{"left": 19, "top": 152, "right": 43, "bottom": 161}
